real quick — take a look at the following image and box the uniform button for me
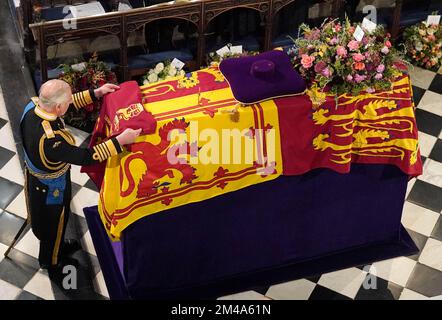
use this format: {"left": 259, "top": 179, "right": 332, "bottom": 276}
{"left": 36, "top": 187, "right": 39, "bottom": 191}
{"left": 42, "top": 189, "right": 46, "bottom": 193}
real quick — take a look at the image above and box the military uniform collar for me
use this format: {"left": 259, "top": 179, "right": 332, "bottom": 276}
{"left": 32, "top": 97, "right": 57, "bottom": 121}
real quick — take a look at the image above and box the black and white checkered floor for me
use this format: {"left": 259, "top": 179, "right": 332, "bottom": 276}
{"left": 0, "top": 65, "right": 441, "bottom": 300}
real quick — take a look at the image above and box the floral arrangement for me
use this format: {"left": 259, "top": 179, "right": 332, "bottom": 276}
{"left": 142, "top": 61, "right": 186, "bottom": 85}
{"left": 290, "top": 18, "right": 405, "bottom": 96}
{"left": 58, "top": 53, "right": 117, "bottom": 131}
{"left": 403, "top": 21, "right": 442, "bottom": 71}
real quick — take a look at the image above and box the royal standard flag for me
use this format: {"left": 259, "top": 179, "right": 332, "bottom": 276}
{"left": 98, "top": 66, "right": 283, "bottom": 240}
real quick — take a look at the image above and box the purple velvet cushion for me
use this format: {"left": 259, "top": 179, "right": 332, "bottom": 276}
{"left": 219, "top": 50, "right": 306, "bottom": 104}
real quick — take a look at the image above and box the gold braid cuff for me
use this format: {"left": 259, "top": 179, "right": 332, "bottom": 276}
{"left": 92, "top": 139, "right": 120, "bottom": 162}
{"left": 72, "top": 90, "right": 94, "bottom": 110}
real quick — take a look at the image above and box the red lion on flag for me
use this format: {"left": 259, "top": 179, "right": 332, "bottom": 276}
{"left": 119, "top": 118, "right": 197, "bottom": 199}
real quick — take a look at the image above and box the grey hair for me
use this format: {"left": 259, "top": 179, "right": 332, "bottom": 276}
{"left": 38, "top": 80, "right": 71, "bottom": 109}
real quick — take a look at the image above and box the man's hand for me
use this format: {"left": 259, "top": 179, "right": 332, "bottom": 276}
{"left": 116, "top": 128, "right": 142, "bottom": 146}
{"left": 94, "top": 83, "right": 120, "bottom": 99}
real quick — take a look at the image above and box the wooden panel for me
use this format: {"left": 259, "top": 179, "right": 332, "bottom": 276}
{"left": 125, "top": 2, "right": 202, "bottom": 33}
{"left": 27, "top": 0, "right": 350, "bottom": 84}
{"left": 203, "top": 0, "right": 270, "bottom": 26}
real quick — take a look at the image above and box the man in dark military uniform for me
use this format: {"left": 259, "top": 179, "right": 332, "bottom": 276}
{"left": 20, "top": 79, "right": 141, "bottom": 279}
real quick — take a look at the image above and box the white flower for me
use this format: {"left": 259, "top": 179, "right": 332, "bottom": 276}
{"left": 168, "top": 67, "right": 177, "bottom": 77}
{"left": 71, "top": 62, "right": 86, "bottom": 72}
{"left": 415, "top": 41, "right": 423, "bottom": 51}
{"left": 179, "top": 70, "right": 186, "bottom": 77}
{"left": 148, "top": 73, "right": 158, "bottom": 83}
{"left": 154, "top": 62, "right": 164, "bottom": 74}
{"left": 143, "top": 79, "right": 149, "bottom": 85}
{"left": 148, "top": 69, "right": 155, "bottom": 74}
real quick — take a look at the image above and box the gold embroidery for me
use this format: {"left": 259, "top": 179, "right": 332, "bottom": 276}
{"left": 115, "top": 103, "right": 144, "bottom": 121}
{"left": 93, "top": 144, "right": 105, "bottom": 162}
{"left": 23, "top": 168, "right": 31, "bottom": 224}
{"left": 57, "top": 129, "right": 76, "bottom": 145}
{"left": 41, "top": 121, "right": 55, "bottom": 138}
{"left": 92, "top": 140, "right": 119, "bottom": 162}
{"left": 72, "top": 91, "right": 91, "bottom": 110}
{"left": 33, "top": 98, "right": 57, "bottom": 121}
{"left": 38, "top": 129, "right": 76, "bottom": 171}
{"left": 31, "top": 97, "right": 39, "bottom": 105}
{"left": 79, "top": 92, "right": 87, "bottom": 106}
{"left": 72, "top": 94, "right": 80, "bottom": 111}
{"left": 52, "top": 208, "right": 65, "bottom": 265}
{"left": 105, "top": 139, "right": 118, "bottom": 157}
{"left": 39, "top": 135, "right": 65, "bottom": 171}
{"left": 83, "top": 90, "right": 93, "bottom": 105}
{"left": 52, "top": 141, "right": 62, "bottom": 148}
{"left": 25, "top": 163, "right": 70, "bottom": 180}
{"left": 100, "top": 143, "right": 110, "bottom": 158}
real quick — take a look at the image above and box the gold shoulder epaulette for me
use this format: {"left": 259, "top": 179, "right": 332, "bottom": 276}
{"left": 41, "top": 120, "right": 55, "bottom": 139}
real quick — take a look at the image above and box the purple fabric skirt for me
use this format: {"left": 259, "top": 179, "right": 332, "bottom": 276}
{"left": 84, "top": 164, "right": 417, "bottom": 299}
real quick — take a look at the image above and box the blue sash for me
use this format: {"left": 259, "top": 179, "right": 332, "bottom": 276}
{"left": 21, "top": 100, "right": 67, "bottom": 205}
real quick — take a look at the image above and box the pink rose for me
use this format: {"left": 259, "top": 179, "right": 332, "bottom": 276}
{"left": 330, "top": 37, "right": 338, "bottom": 45}
{"left": 366, "top": 87, "right": 375, "bottom": 93}
{"left": 348, "top": 40, "right": 360, "bottom": 51}
{"left": 346, "top": 74, "right": 354, "bottom": 82}
{"left": 353, "top": 62, "right": 366, "bottom": 71}
{"left": 353, "top": 53, "right": 365, "bottom": 62}
{"left": 354, "top": 74, "right": 367, "bottom": 83}
{"left": 385, "top": 40, "right": 392, "bottom": 48}
{"left": 301, "top": 54, "right": 315, "bottom": 69}
{"left": 381, "top": 46, "right": 389, "bottom": 54}
{"left": 376, "top": 64, "right": 385, "bottom": 73}
{"left": 305, "top": 29, "right": 321, "bottom": 40}
{"left": 375, "top": 73, "right": 383, "bottom": 80}
{"left": 314, "top": 61, "right": 327, "bottom": 73}
{"left": 336, "top": 46, "right": 348, "bottom": 57}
